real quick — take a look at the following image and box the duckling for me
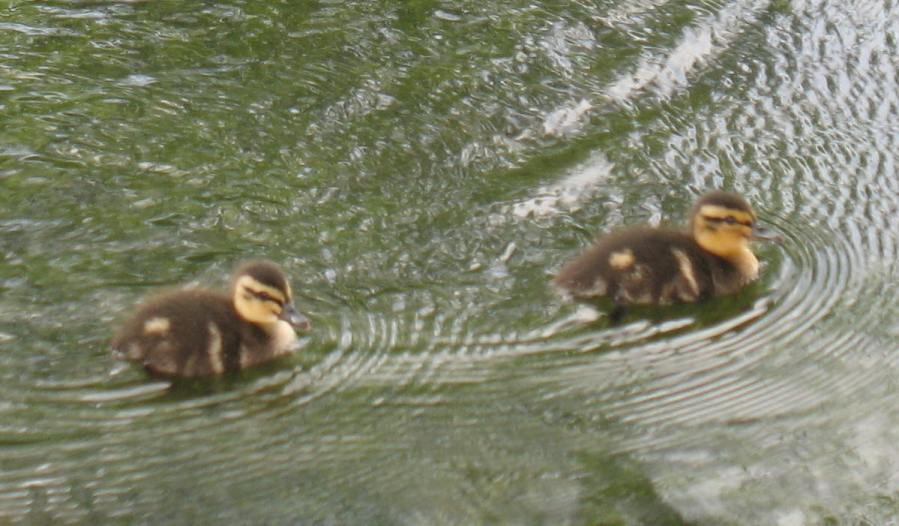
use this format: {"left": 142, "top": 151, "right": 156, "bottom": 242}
{"left": 553, "top": 190, "right": 778, "bottom": 309}
{"left": 112, "top": 260, "right": 311, "bottom": 378}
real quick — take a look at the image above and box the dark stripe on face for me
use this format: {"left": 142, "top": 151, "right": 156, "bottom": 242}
{"left": 703, "top": 215, "right": 752, "bottom": 227}
{"left": 250, "top": 289, "right": 284, "bottom": 306}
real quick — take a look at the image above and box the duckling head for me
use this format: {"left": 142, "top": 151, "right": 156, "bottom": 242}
{"left": 231, "top": 260, "right": 311, "bottom": 331}
{"left": 690, "top": 191, "right": 774, "bottom": 279}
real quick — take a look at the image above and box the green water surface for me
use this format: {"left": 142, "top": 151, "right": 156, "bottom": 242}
{"left": 2, "top": 1, "right": 899, "bottom": 524}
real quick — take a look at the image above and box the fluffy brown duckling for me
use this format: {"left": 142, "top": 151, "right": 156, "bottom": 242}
{"left": 553, "top": 191, "right": 778, "bottom": 309}
{"left": 113, "top": 260, "right": 310, "bottom": 378}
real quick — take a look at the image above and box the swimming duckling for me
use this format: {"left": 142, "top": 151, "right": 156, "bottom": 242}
{"left": 553, "top": 190, "right": 778, "bottom": 308}
{"left": 113, "top": 260, "right": 311, "bottom": 378}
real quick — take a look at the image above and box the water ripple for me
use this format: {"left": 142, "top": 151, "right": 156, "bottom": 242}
{"left": 3, "top": 0, "right": 899, "bottom": 523}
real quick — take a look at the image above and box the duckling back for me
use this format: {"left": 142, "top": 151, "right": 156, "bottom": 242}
{"left": 553, "top": 227, "right": 744, "bottom": 305}
{"left": 112, "top": 260, "right": 308, "bottom": 378}
{"left": 113, "top": 289, "right": 245, "bottom": 377}
{"left": 114, "top": 289, "right": 296, "bottom": 377}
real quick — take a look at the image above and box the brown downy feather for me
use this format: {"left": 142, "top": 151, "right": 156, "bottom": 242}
{"left": 112, "top": 261, "right": 309, "bottom": 378}
{"left": 553, "top": 191, "right": 771, "bottom": 306}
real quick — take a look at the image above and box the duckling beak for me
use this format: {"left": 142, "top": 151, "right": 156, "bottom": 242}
{"left": 279, "top": 304, "right": 311, "bottom": 331}
{"left": 750, "top": 224, "right": 783, "bottom": 242}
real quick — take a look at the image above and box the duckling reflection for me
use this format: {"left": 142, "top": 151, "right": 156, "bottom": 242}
{"left": 113, "top": 260, "right": 311, "bottom": 378}
{"left": 553, "top": 190, "right": 779, "bottom": 313}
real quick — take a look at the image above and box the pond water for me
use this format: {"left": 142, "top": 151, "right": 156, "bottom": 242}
{"left": 2, "top": 0, "right": 899, "bottom": 524}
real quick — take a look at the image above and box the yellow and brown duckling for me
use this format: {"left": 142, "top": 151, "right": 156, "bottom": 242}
{"left": 553, "top": 190, "right": 779, "bottom": 309}
{"left": 113, "top": 260, "right": 310, "bottom": 378}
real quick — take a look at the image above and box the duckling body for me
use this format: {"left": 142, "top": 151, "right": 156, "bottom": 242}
{"left": 553, "top": 191, "right": 774, "bottom": 306}
{"left": 113, "top": 261, "right": 310, "bottom": 378}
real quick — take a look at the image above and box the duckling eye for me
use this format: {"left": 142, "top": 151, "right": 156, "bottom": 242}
{"left": 723, "top": 216, "right": 737, "bottom": 225}
{"left": 248, "top": 289, "right": 283, "bottom": 306}
{"left": 258, "top": 292, "right": 279, "bottom": 304}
